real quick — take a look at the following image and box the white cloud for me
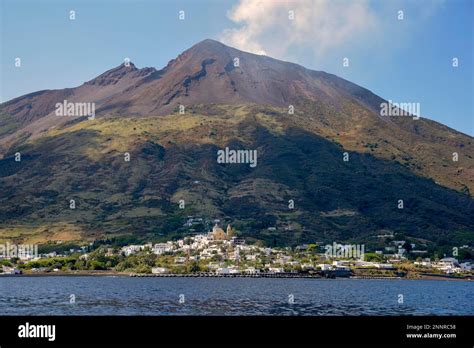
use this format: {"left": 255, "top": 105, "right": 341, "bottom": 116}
{"left": 220, "top": 0, "right": 378, "bottom": 57}
{"left": 220, "top": 0, "right": 444, "bottom": 62}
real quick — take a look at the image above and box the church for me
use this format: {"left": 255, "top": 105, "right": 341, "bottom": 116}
{"left": 211, "top": 223, "right": 234, "bottom": 240}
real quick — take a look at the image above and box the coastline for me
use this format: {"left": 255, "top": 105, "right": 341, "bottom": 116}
{"left": 0, "top": 271, "right": 129, "bottom": 277}
{"left": 1, "top": 271, "right": 472, "bottom": 281}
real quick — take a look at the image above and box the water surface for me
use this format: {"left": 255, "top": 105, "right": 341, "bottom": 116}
{"left": 0, "top": 277, "right": 472, "bottom": 315}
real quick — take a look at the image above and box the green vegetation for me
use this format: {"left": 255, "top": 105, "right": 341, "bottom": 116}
{"left": 0, "top": 105, "right": 472, "bottom": 249}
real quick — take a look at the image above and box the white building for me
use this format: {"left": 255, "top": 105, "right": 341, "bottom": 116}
{"left": 301, "top": 263, "right": 315, "bottom": 270}
{"left": 318, "top": 264, "right": 333, "bottom": 271}
{"left": 121, "top": 245, "right": 145, "bottom": 256}
{"left": 244, "top": 267, "right": 260, "bottom": 274}
{"left": 374, "top": 263, "right": 394, "bottom": 269}
{"left": 414, "top": 258, "right": 432, "bottom": 267}
{"left": 434, "top": 257, "right": 461, "bottom": 274}
{"left": 151, "top": 242, "right": 173, "bottom": 255}
{"left": 151, "top": 267, "right": 169, "bottom": 274}
{"left": 332, "top": 260, "right": 351, "bottom": 270}
{"left": 217, "top": 267, "right": 240, "bottom": 274}
{"left": 355, "top": 261, "right": 375, "bottom": 268}
{"left": 333, "top": 260, "right": 351, "bottom": 267}
{"left": 174, "top": 256, "right": 187, "bottom": 264}
{"left": 275, "top": 255, "right": 292, "bottom": 265}
{"left": 268, "top": 267, "right": 285, "bottom": 273}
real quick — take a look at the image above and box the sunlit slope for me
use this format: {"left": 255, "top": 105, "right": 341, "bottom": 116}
{"left": 0, "top": 105, "right": 472, "bottom": 248}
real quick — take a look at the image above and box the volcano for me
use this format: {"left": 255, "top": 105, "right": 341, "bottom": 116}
{"left": 0, "top": 39, "right": 472, "bottom": 248}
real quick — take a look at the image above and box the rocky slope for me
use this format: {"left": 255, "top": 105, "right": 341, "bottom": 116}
{"left": 0, "top": 40, "right": 472, "bottom": 249}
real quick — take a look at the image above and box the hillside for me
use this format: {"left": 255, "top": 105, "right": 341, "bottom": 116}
{"left": 0, "top": 39, "right": 472, "bottom": 249}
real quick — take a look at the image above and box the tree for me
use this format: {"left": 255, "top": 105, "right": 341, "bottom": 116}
{"left": 88, "top": 261, "right": 106, "bottom": 270}
{"left": 402, "top": 242, "right": 413, "bottom": 253}
{"left": 0, "top": 259, "right": 12, "bottom": 267}
{"left": 188, "top": 262, "right": 201, "bottom": 273}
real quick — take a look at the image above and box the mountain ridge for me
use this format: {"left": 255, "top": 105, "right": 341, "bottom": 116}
{"left": 0, "top": 39, "right": 472, "bottom": 248}
{"left": 1, "top": 39, "right": 472, "bottom": 195}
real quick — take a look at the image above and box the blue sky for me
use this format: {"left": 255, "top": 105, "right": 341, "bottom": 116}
{"left": 1, "top": 0, "right": 472, "bottom": 135}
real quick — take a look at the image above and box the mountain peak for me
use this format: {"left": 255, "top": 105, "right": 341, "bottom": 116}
{"left": 1, "top": 38, "right": 473, "bottom": 200}
{"left": 167, "top": 39, "right": 233, "bottom": 65}
{"left": 79, "top": 38, "right": 384, "bottom": 116}
{"left": 187, "top": 39, "right": 230, "bottom": 52}
{"left": 195, "top": 38, "right": 224, "bottom": 46}
{"left": 84, "top": 62, "right": 140, "bottom": 86}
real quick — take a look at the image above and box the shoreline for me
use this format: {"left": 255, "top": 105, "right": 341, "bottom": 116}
{"left": 0, "top": 271, "right": 128, "bottom": 277}
{"left": 1, "top": 271, "right": 472, "bottom": 281}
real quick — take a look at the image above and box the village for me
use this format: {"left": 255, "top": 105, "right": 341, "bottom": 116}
{"left": 1, "top": 221, "right": 471, "bottom": 279}
{"left": 121, "top": 223, "right": 473, "bottom": 277}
